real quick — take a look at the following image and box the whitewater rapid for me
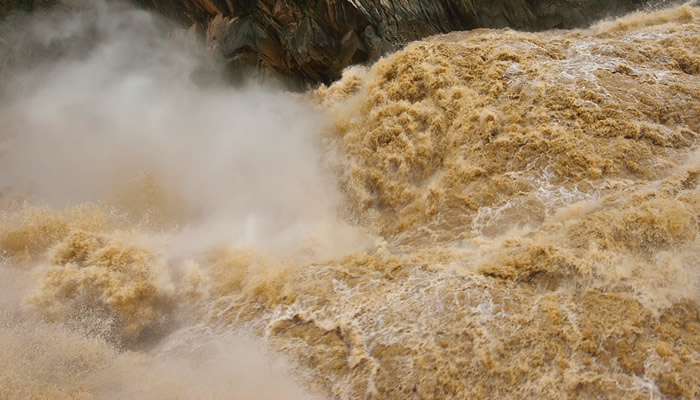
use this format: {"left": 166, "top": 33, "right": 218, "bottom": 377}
{"left": 1, "top": 2, "right": 698, "bottom": 399}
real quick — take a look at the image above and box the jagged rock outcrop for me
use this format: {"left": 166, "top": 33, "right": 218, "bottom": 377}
{"left": 134, "top": 0, "right": 683, "bottom": 87}
{"left": 3, "top": 0, "right": 683, "bottom": 86}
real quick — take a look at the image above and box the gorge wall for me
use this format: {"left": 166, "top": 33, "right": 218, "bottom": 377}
{"left": 2, "top": 1, "right": 686, "bottom": 86}
{"left": 133, "top": 0, "right": 682, "bottom": 86}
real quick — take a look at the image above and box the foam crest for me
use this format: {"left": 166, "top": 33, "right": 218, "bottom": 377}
{"left": 0, "top": 2, "right": 698, "bottom": 399}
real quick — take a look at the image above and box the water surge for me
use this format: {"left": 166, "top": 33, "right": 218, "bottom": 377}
{"left": 0, "top": 2, "right": 698, "bottom": 399}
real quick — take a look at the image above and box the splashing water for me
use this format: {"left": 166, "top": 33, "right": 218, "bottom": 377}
{"left": 1, "top": 1, "right": 698, "bottom": 399}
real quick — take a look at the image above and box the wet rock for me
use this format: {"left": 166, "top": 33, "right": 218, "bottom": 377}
{"left": 129, "top": 0, "right": 684, "bottom": 86}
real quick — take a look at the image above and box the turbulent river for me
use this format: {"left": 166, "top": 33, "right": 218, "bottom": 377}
{"left": 0, "top": 2, "right": 698, "bottom": 399}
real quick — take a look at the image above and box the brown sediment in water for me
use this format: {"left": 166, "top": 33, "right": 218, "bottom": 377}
{"left": 1, "top": 4, "right": 699, "bottom": 400}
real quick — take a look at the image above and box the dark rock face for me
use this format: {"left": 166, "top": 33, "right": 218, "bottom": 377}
{"left": 133, "top": 0, "right": 681, "bottom": 86}
{"left": 0, "top": 0, "right": 54, "bottom": 20}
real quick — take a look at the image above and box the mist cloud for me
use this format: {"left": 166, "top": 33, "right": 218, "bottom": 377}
{"left": 0, "top": 0, "right": 365, "bottom": 258}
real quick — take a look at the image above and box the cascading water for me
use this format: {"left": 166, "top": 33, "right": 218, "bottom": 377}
{"left": 1, "top": 2, "right": 698, "bottom": 399}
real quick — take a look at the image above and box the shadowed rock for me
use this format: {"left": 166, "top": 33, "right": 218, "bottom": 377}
{"left": 2, "top": 0, "right": 683, "bottom": 86}
{"left": 133, "top": 0, "right": 683, "bottom": 87}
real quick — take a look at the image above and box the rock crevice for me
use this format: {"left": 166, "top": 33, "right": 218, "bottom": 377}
{"left": 144, "top": 0, "right": 681, "bottom": 86}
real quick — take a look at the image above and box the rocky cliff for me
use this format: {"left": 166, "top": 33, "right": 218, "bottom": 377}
{"left": 2, "top": 0, "right": 683, "bottom": 86}
{"left": 134, "top": 0, "right": 683, "bottom": 87}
